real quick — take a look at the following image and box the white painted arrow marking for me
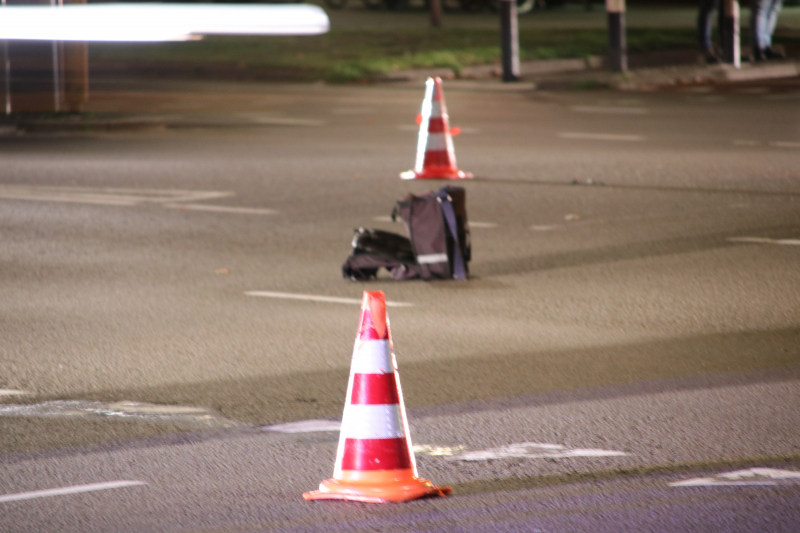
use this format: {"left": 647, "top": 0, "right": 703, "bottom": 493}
{"left": 727, "top": 237, "right": 800, "bottom": 246}
{"left": 670, "top": 468, "right": 800, "bottom": 487}
{"left": 245, "top": 291, "right": 413, "bottom": 307}
{"left": 450, "top": 442, "right": 628, "bottom": 461}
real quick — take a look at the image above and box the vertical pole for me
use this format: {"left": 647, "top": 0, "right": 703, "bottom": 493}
{"left": 2, "top": 0, "right": 9, "bottom": 114}
{"left": 500, "top": 0, "right": 519, "bottom": 82}
{"left": 430, "top": 0, "right": 441, "bottom": 27}
{"left": 722, "top": 0, "right": 740, "bottom": 68}
{"left": 605, "top": 0, "right": 627, "bottom": 72}
{"left": 51, "top": 0, "right": 63, "bottom": 112}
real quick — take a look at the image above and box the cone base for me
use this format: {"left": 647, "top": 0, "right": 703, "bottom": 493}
{"left": 303, "top": 473, "right": 451, "bottom": 503}
{"left": 401, "top": 168, "right": 473, "bottom": 181}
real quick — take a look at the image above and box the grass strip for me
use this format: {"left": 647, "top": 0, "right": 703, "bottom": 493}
{"left": 89, "top": 27, "right": 702, "bottom": 82}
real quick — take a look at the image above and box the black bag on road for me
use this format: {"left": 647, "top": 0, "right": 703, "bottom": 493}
{"left": 342, "top": 186, "right": 470, "bottom": 281}
{"left": 342, "top": 228, "right": 421, "bottom": 281}
{"left": 393, "top": 186, "right": 470, "bottom": 281}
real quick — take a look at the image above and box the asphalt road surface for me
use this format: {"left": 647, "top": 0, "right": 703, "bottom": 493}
{"left": 1, "top": 75, "right": 799, "bottom": 531}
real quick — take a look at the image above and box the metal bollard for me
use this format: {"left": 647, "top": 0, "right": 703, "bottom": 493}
{"left": 722, "top": 0, "right": 741, "bottom": 68}
{"left": 605, "top": 0, "right": 627, "bottom": 72}
{"left": 499, "top": 0, "right": 520, "bottom": 82}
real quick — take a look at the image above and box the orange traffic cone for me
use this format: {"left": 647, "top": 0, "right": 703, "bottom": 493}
{"left": 400, "top": 77, "right": 473, "bottom": 181}
{"left": 303, "top": 291, "right": 451, "bottom": 504}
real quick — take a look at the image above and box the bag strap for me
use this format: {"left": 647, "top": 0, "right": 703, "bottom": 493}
{"left": 436, "top": 190, "right": 467, "bottom": 281}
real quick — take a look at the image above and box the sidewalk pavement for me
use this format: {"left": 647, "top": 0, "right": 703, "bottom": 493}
{"left": 377, "top": 53, "right": 800, "bottom": 91}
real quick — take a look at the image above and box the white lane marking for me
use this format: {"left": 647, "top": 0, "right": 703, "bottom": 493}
{"left": 450, "top": 442, "right": 628, "bottom": 461}
{"left": 245, "top": 291, "right": 413, "bottom": 307}
{"left": 0, "top": 185, "right": 233, "bottom": 207}
{"left": 570, "top": 106, "right": 648, "bottom": 115}
{"left": 0, "top": 481, "right": 146, "bottom": 504}
{"left": 770, "top": 141, "right": 800, "bottom": 149}
{"left": 0, "top": 400, "right": 239, "bottom": 428}
{"left": 372, "top": 215, "right": 496, "bottom": 228}
{"left": 0, "top": 185, "right": 275, "bottom": 216}
{"left": 235, "top": 113, "right": 325, "bottom": 127}
{"left": 530, "top": 225, "right": 557, "bottom": 231}
{"left": 670, "top": 468, "right": 800, "bottom": 487}
{"left": 331, "top": 108, "right": 374, "bottom": 115}
{"left": 558, "top": 132, "right": 645, "bottom": 142}
{"left": 733, "top": 139, "right": 760, "bottom": 146}
{"left": 414, "top": 444, "right": 467, "bottom": 456}
{"left": 727, "top": 237, "right": 800, "bottom": 246}
{"left": 263, "top": 419, "right": 341, "bottom": 433}
{"left": 763, "top": 93, "right": 800, "bottom": 101}
{"left": 162, "top": 203, "right": 277, "bottom": 215}
{"left": 250, "top": 117, "right": 325, "bottom": 127}
{"left": 0, "top": 389, "right": 29, "bottom": 397}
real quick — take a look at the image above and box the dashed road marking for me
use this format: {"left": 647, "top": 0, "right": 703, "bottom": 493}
{"left": 530, "top": 225, "right": 558, "bottom": 231}
{"left": 245, "top": 291, "right": 413, "bottom": 307}
{"left": 0, "top": 481, "right": 146, "bottom": 504}
{"left": 727, "top": 236, "right": 800, "bottom": 246}
{"left": 763, "top": 93, "right": 800, "bottom": 101}
{"left": 263, "top": 420, "right": 341, "bottom": 433}
{"left": 0, "top": 185, "right": 233, "bottom": 206}
{"left": 0, "top": 186, "right": 275, "bottom": 215}
{"left": 414, "top": 444, "right": 467, "bottom": 456}
{"left": 162, "top": 203, "right": 277, "bottom": 215}
{"left": 571, "top": 106, "right": 648, "bottom": 115}
{"left": 448, "top": 442, "right": 628, "bottom": 461}
{"left": 770, "top": 141, "right": 800, "bottom": 149}
{"left": 331, "top": 108, "right": 374, "bottom": 115}
{"left": 238, "top": 114, "right": 325, "bottom": 127}
{"left": 0, "top": 389, "right": 29, "bottom": 397}
{"left": 558, "top": 132, "right": 645, "bottom": 142}
{"left": 670, "top": 468, "right": 800, "bottom": 487}
{"left": 0, "top": 400, "right": 238, "bottom": 428}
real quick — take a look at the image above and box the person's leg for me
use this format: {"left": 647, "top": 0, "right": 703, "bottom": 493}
{"left": 698, "top": 0, "right": 717, "bottom": 50}
{"left": 751, "top": 0, "right": 769, "bottom": 59}
{"left": 764, "top": 0, "right": 784, "bottom": 49}
{"left": 698, "top": 0, "right": 721, "bottom": 62}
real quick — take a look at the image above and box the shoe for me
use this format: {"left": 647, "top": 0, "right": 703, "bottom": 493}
{"left": 752, "top": 48, "right": 765, "bottom": 62}
{"left": 701, "top": 48, "right": 721, "bottom": 65}
{"left": 764, "top": 47, "right": 786, "bottom": 60}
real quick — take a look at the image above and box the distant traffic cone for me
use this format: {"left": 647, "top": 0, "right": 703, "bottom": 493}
{"left": 303, "top": 291, "right": 451, "bottom": 504}
{"left": 400, "top": 77, "right": 473, "bottom": 180}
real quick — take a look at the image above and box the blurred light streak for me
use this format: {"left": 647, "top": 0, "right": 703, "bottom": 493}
{"left": 0, "top": 3, "right": 329, "bottom": 42}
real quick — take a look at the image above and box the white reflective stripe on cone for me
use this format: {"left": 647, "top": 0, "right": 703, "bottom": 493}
{"left": 424, "top": 133, "right": 449, "bottom": 151}
{"left": 417, "top": 253, "right": 449, "bottom": 265}
{"left": 351, "top": 340, "right": 394, "bottom": 374}
{"left": 415, "top": 130, "right": 430, "bottom": 171}
{"left": 429, "top": 101, "right": 443, "bottom": 117}
{"left": 341, "top": 404, "right": 405, "bottom": 439}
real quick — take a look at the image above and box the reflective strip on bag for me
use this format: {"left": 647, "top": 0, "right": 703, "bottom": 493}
{"left": 417, "top": 253, "right": 448, "bottom": 265}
